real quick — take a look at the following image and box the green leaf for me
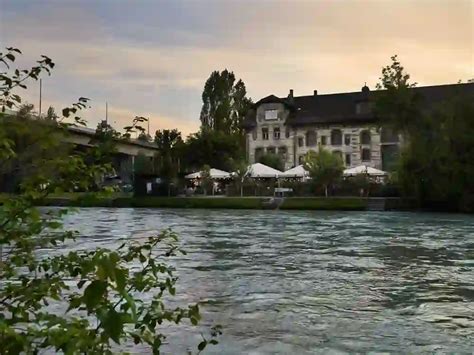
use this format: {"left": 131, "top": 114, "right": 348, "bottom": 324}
{"left": 115, "top": 267, "right": 126, "bottom": 291}
{"left": 83, "top": 280, "right": 107, "bottom": 310}
{"left": 198, "top": 340, "right": 207, "bottom": 351}
{"left": 103, "top": 308, "right": 123, "bottom": 344}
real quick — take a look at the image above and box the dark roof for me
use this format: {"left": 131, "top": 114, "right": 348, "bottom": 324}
{"left": 243, "top": 83, "right": 474, "bottom": 128}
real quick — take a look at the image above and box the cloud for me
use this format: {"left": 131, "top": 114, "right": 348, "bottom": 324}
{"left": 1, "top": 0, "right": 472, "bottom": 137}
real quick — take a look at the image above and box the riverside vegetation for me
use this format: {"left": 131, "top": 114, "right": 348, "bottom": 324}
{"left": 0, "top": 47, "right": 220, "bottom": 354}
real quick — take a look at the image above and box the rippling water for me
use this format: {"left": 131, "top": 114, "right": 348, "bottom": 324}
{"left": 60, "top": 208, "right": 474, "bottom": 354}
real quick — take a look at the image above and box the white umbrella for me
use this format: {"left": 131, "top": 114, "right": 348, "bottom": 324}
{"left": 246, "top": 163, "right": 282, "bottom": 178}
{"left": 280, "top": 165, "right": 309, "bottom": 178}
{"left": 343, "top": 165, "right": 387, "bottom": 176}
{"left": 185, "top": 168, "right": 231, "bottom": 179}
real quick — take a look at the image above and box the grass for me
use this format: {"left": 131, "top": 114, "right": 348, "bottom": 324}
{"left": 280, "top": 197, "right": 367, "bottom": 211}
{"left": 112, "top": 197, "right": 265, "bottom": 209}
{"left": 38, "top": 195, "right": 368, "bottom": 211}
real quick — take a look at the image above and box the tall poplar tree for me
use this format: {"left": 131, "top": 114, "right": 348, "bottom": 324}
{"left": 199, "top": 69, "right": 252, "bottom": 135}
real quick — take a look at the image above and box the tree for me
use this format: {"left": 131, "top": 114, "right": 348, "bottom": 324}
{"left": 199, "top": 70, "right": 252, "bottom": 135}
{"left": 137, "top": 132, "right": 152, "bottom": 142}
{"left": 376, "top": 55, "right": 474, "bottom": 211}
{"left": 154, "top": 129, "right": 183, "bottom": 195}
{"left": 200, "top": 164, "right": 213, "bottom": 195}
{"left": 229, "top": 159, "right": 248, "bottom": 197}
{"left": 44, "top": 105, "right": 58, "bottom": 121}
{"left": 375, "top": 55, "right": 420, "bottom": 135}
{"left": 0, "top": 103, "right": 70, "bottom": 193}
{"left": 183, "top": 129, "right": 244, "bottom": 172}
{"left": 304, "top": 147, "right": 343, "bottom": 197}
{"left": 258, "top": 153, "right": 284, "bottom": 171}
{"left": 0, "top": 47, "right": 220, "bottom": 353}
{"left": 155, "top": 129, "right": 182, "bottom": 154}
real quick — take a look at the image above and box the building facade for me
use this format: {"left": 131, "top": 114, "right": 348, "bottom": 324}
{"left": 243, "top": 83, "right": 473, "bottom": 171}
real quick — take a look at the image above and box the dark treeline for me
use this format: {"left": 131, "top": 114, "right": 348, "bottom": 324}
{"left": 375, "top": 56, "right": 474, "bottom": 212}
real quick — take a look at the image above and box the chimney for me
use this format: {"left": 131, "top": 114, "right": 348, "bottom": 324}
{"left": 314, "top": 90, "right": 318, "bottom": 96}
{"left": 289, "top": 89, "right": 294, "bottom": 98}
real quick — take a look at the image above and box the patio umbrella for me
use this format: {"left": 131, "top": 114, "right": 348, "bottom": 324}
{"left": 185, "top": 168, "right": 231, "bottom": 179}
{"left": 280, "top": 165, "right": 309, "bottom": 178}
{"left": 246, "top": 163, "right": 282, "bottom": 178}
{"left": 343, "top": 165, "right": 387, "bottom": 176}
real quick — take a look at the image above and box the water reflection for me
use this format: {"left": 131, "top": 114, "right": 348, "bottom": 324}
{"left": 59, "top": 209, "right": 474, "bottom": 354}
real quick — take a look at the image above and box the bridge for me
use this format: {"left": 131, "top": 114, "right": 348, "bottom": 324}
{"left": 65, "top": 125, "right": 159, "bottom": 184}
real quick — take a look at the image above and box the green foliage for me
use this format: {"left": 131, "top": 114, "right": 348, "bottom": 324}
{"left": 0, "top": 47, "right": 219, "bottom": 353}
{"left": 375, "top": 55, "right": 420, "bottom": 134}
{"left": 304, "top": 147, "right": 344, "bottom": 197}
{"left": 44, "top": 106, "right": 58, "bottom": 121}
{"left": 113, "top": 197, "right": 264, "bottom": 209}
{"left": 122, "top": 116, "right": 148, "bottom": 140}
{"left": 280, "top": 197, "right": 367, "bottom": 210}
{"left": 229, "top": 159, "right": 248, "bottom": 197}
{"left": 154, "top": 129, "right": 183, "bottom": 182}
{"left": 200, "top": 164, "right": 213, "bottom": 195}
{"left": 199, "top": 69, "right": 252, "bottom": 135}
{"left": 350, "top": 173, "right": 371, "bottom": 196}
{"left": 258, "top": 153, "right": 284, "bottom": 171}
{"left": 376, "top": 55, "right": 474, "bottom": 211}
{"left": 183, "top": 129, "right": 244, "bottom": 171}
{"left": 134, "top": 153, "right": 155, "bottom": 175}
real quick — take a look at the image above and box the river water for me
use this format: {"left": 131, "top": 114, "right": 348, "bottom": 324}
{"left": 61, "top": 208, "right": 474, "bottom": 354}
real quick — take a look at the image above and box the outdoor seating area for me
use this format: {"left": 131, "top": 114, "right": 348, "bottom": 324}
{"left": 181, "top": 163, "right": 390, "bottom": 197}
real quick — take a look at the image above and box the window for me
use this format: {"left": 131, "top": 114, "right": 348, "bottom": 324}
{"left": 345, "top": 153, "right": 351, "bottom": 166}
{"left": 255, "top": 148, "right": 264, "bottom": 161}
{"left": 252, "top": 129, "right": 257, "bottom": 140}
{"left": 267, "top": 147, "right": 276, "bottom": 155}
{"left": 361, "top": 148, "right": 371, "bottom": 161}
{"left": 356, "top": 102, "right": 370, "bottom": 115}
{"left": 298, "top": 155, "right": 305, "bottom": 165}
{"left": 360, "top": 130, "right": 371, "bottom": 145}
{"left": 278, "top": 146, "right": 287, "bottom": 155}
{"left": 262, "top": 128, "right": 269, "bottom": 140}
{"left": 332, "top": 150, "right": 343, "bottom": 161}
{"left": 273, "top": 127, "right": 281, "bottom": 140}
{"left": 344, "top": 134, "right": 351, "bottom": 146}
{"left": 298, "top": 137, "right": 304, "bottom": 147}
{"left": 321, "top": 136, "right": 327, "bottom": 145}
{"left": 306, "top": 130, "right": 317, "bottom": 147}
{"left": 285, "top": 128, "right": 290, "bottom": 138}
{"left": 331, "top": 129, "right": 342, "bottom": 146}
{"left": 265, "top": 110, "right": 278, "bottom": 120}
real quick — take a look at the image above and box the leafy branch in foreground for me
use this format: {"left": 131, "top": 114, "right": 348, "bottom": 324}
{"left": 0, "top": 47, "right": 220, "bottom": 354}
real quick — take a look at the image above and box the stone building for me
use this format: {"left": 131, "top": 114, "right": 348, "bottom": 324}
{"left": 243, "top": 83, "right": 474, "bottom": 171}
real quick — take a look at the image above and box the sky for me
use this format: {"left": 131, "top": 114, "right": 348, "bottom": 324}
{"left": 1, "top": 0, "right": 472, "bottom": 137}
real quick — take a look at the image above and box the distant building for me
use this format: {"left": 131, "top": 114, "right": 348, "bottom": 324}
{"left": 243, "top": 83, "right": 474, "bottom": 171}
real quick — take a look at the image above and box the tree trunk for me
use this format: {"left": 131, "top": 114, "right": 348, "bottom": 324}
{"left": 325, "top": 185, "right": 328, "bottom": 198}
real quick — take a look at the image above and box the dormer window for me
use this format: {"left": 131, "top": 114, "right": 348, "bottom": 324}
{"left": 265, "top": 110, "right": 278, "bottom": 120}
{"left": 356, "top": 102, "right": 370, "bottom": 115}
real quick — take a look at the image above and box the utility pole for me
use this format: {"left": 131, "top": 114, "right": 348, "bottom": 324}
{"left": 106, "top": 101, "right": 108, "bottom": 124}
{"left": 147, "top": 117, "right": 150, "bottom": 136}
{"left": 39, "top": 79, "right": 42, "bottom": 117}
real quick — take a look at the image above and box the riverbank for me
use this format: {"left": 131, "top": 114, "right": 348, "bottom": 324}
{"left": 41, "top": 196, "right": 371, "bottom": 211}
